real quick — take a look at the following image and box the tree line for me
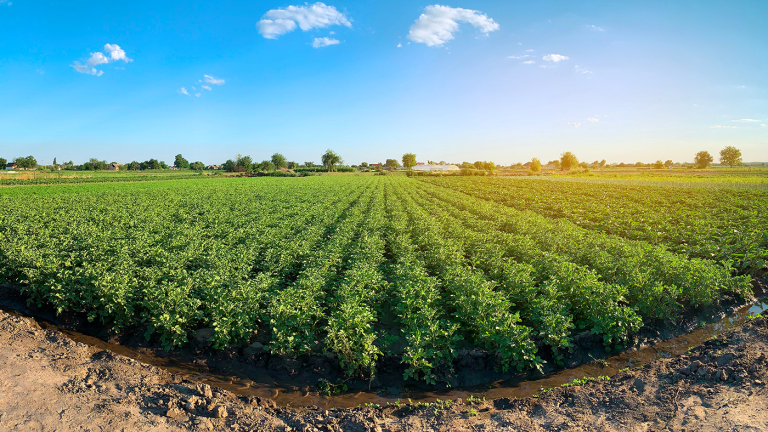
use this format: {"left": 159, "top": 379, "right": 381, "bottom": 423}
{"left": 0, "top": 146, "right": 748, "bottom": 173}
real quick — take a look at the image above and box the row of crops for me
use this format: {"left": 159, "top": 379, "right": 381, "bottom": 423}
{"left": 0, "top": 176, "right": 754, "bottom": 385}
{"left": 418, "top": 176, "right": 768, "bottom": 275}
{"left": 0, "top": 172, "right": 205, "bottom": 186}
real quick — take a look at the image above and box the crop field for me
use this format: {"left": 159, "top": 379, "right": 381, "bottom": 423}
{"left": 418, "top": 175, "right": 768, "bottom": 275}
{"left": 0, "top": 175, "right": 757, "bottom": 385}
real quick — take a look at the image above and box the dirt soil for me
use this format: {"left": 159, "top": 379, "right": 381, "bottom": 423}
{"left": 2, "top": 309, "right": 768, "bottom": 431}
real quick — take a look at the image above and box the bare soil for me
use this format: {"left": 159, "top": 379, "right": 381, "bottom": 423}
{"left": 2, "top": 308, "right": 767, "bottom": 431}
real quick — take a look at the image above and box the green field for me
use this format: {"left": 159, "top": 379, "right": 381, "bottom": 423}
{"left": 0, "top": 174, "right": 760, "bottom": 384}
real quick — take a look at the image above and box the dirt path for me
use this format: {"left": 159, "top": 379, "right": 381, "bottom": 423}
{"left": 1, "top": 308, "right": 767, "bottom": 432}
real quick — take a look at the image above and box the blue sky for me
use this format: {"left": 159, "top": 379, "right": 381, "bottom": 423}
{"left": 1, "top": 0, "right": 766, "bottom": 165}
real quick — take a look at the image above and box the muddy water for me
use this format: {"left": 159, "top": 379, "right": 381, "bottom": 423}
{"left": 2, "top": 300, "right": 766, "bottom": 409}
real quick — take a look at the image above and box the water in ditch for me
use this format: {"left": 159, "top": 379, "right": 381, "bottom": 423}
{"left": 2, "top": 299, "right": 765, "bottom": 409}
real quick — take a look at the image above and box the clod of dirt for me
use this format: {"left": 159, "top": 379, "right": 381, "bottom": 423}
{"left": 633, "top": 378, "right": 645, "bottom": 392}
{"left": 243, "top": 342, "right": 264, "bottom": 357}
{"left": 715, "top": 353, "right": 734, "bottom": 366}
{"left": 193, "top": 328, "right": 216, "bottom": 347}
{"left": 166, "top": 407, "right": 184, "bottom": 418}
{"left": 213, "top": 405, "right": 228, "bottom": 418}
{"left": 198, "top": 383, "right": 213, "bottom": 399}
{"left": 716, "top": 370, "right": 728, "bottom": 381}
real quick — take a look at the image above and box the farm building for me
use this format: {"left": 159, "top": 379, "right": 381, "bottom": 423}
{"left": 5, "top": 163, "right": 17, "bottom": 170}
{"left": 412, "top": 164, "right": 460, "bottom": 171}
{"left": 108, "top": 163, "right": 120, "bottom": 171}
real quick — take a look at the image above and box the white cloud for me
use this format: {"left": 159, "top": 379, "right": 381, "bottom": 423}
{"left": 731, "top": 119, "right": 760, "bottom": 122}
{"left": 522, "top": 60, "right": 535, "bottom": 64}
{"left": 762, "top": 124, "right": 767, "bottom": 127}
{"left": 71, "top": 62, "right": 104, "bottom": 76}
{"left": 71, "top": 44, "right": 131, "bottom": 76}
{"left": 543, "top": 54, "right": 569, "bottom": 62}
{"left": 86, "top": 52, "right": 110, "bottom": 66}
{"left": 407, "top": 5, "right": 499, "bottom": 47}
{"left": 708, "top": 125, "right": 737, "bottom": 128}
{"left": 507, "top": 54, "right": 530, "bottom": 59}
{"left": 36, "top": 69, "right": 44, "bottom": 75}
{"left": 204, "top": 75, "right": 225, "bottom": 85}
{"left": 312, "top": 37, "right": 340, "bottom": 48}
{"left": 587, "top": 117, "right": 599, "bottom": 123}
{"left": 195, "top": 93, "right": 201, "bottom": 97}
{"left": 178, "top": 87, "right": 190, "bottom": 96}
{"left": 257, "top": 2, "right": 351, "bottom": 39}
{"left": 202, "top": 85, "right": 212, "bottom": 91}
{"left": 575, "top": 65, "right": 592, "bottom": 74}
{"left": 588, "top": 25, "right": 604, "bottom": 31}
{"left": 0, "top": 0, "right": 12, "bottom": 6}
{"left": 569, "top": 122, "right": 581, "bottom": 127}
{"left": 104, "top": 44, "right": 132, "bottom": 62}
{"left": 397, "top": 43, "right": 402, "bottom": 48}
{"left": 524, "top": 49, "right": 534, "bottom": 52}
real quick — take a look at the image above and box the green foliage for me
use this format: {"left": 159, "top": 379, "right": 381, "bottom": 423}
{"left": 402, "top": 153, "right": 417, "bottom": 169}
{"left": 530, "top": 158, "right": 542, "bottom": 172}
{"left": 719, "top": 146, "right": 742, "bottom": 168}
{"left": 560, "top": 152, "right": 578, "bottom": 170}
{"left": 385, "top": 158, "right": 401, "bottom": 169}
{"left": 271, "top": 153, "right": 288, "bottom": 169}
{"left": 174, "top": 154, "right": 190, "bottom": 169}
{"left": 321, "top": 149, "right": 342, "bottom": 172}
{"left": 0, "top": 174, "right": 754, "bottom": 386}
{"left": 694, "top": 150, "right": 714, "bottom": 169}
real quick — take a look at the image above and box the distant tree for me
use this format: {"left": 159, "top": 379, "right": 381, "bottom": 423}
{"left": 321, "top": 149, "right": 342, "bottom": 172}
{"left": 126, "top": 161, "right": 141, "bottom": 171}
{"left": 271, "top": 153, "right": 288, "bottom": 169}
{"left": 52, "top": 157, "right": 57, "bottom": 166}
{"left": 14, "top": 156, "right": 38, "bottom": 169}
{"left": 287, "top": 161, "right": 298, "bottom": 169}
{"left": 484, "top": 161, "right": 496, "bottom": 171}
{"left": 0, "top": 158, "right": 6, "bottom": 167}
{"left": 174, "top": 154, "right": 190, "bottom": 169}
{"left": 473, "top": 161, "right": 483, "bottom": 170}
{"left": 547, "top": 160, "right": 561, "bottom": 170}
{"left": 141, "top": 159, "right": 161, "bottom": 170}
{"left": 460, "top": 161, "right": 473, "bottom": 169}
{"left": 512, "top": 162, "right": 524, "bottom": 169}
{"left": 304, "top": 161, "right": 315, "bottom": 168}
{"left": 438, "top": 160, "right": 447, "bottom": 165}
{"left": 653, "top": 160, "right": 665, "bottom": 169}
{"left": 618, "top": 162, "right": 627, "bottom": 168}
{"left": 190, "top": 161, "right": 205, "bottom": 171}
{"left": 560, "top": 152, "right": 578, "bottom": 170}
{"left": 599, "top": 159, "right": 607, "bottom": 168}
{"left": 258, "top": 160, "right": 276, "bottom": 172}
{"left": 664, "top": 159, "right": 674, "bottom": 168}
{"left": 402, "top": 153, "right": 417, "bottom": 170}
{"left": 385, "top": 158, "right": 401, "bottom": 169}
{"left": 360, "top": 162, "right": 369, "bottom": 168}
{"left": 579, "top": 162, "right": 588, "bottom": 168}
{"left": 427, "top": 160, "right": 437, "bottom": 165}
{"left": 719, "top": 146, "right": 742, "bottom": 167}
{"left": 530, "top": 158, "right": 542, "bottom": 172}
{"left": 236, "top": 155, "right": 253, "bottom": 172}
{"left": 159, "top": 161, "right": 169, "bottom": 169}
{"left": 222, "top": 159, "right": 236, "bottom": 172}
{"left": 82, "top": 158, "right": 108, "bottom": 171}
{"left": 694, "top": 151, "right": 714, "bottom": 169}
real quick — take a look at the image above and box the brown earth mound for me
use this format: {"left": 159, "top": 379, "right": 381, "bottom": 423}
{"left": 1, "top": 308, "right": 767, "bottom": 431}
